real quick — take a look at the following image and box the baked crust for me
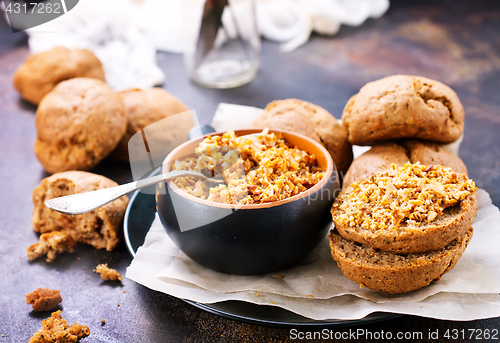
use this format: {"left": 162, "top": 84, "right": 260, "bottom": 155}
{"left": 13, "top": 46, "right": 105, "bottom": 105}
{"left": 34, "top": 78, "right": 126, "bottom": 174}
{"left": 342, "top": 75, "right": 464, "bottom": 145}
{"left": 94, "top": 263, "right": 122, "bottom": 281}
{"left": 250, "top": 99, "right": 353, "bottom": 174}
{"left": 27, "top": 231, "right": 76, "bottom": 262}
{"left": 26, "top": 288, "right": 62, "bottom": 312}
{"left": 29, "top": 310, "right": 90, "bottom": 343}
{"left": 342, "top": 140, "right": 468, "bottom": 190}
{"left": 110, "top": 88, "right": 192, "bottom": 162}
{"left": 31, "top": 171, "right": 129, "bottom": 251}
{"left": 329, "top": 227, "right": 473, "bottom": 294}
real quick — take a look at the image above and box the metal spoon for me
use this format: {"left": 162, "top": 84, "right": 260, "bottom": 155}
{"left": 44, "top": 170, "right": 224, "bottom": 215}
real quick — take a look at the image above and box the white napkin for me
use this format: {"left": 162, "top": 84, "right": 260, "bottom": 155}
{"left": 24, "top": 0, "right": 170, "bottom": 90}
{"left": 257, "top": 0, "right": 389, "bottom": 52}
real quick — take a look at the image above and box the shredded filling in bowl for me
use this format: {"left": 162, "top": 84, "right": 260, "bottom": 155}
{"left": 170, "top": 129, "right": 325, "bottom": 204}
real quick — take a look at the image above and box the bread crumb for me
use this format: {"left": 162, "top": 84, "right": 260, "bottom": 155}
{"left": 94, "top": 264, "right": 122, "bottom": 281}
{"left": 277, "top": 275, "right": 283, "bottom": 279}
{"left": 26, "top": 288, "right": 62, "bottom": 312}
{"left": 122, "top": 291, "right": 126, "bottom": 293}
{"left": 27, "top": 232, "right": 76, "bottom": 262}
{"left": 28, "top": 310, "right": 89, "bottom": 343}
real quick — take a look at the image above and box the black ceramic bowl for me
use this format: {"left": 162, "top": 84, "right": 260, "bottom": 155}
{"left": 156, "top": 129, "right": 340, "bottom": 275}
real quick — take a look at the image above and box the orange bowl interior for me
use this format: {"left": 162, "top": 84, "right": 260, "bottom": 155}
{"left": 162, "top": 129, "right": 334, "bottom": 209}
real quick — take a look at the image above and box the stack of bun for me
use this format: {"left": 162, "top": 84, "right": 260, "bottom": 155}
{"left": 329, "top": 75, "right": 478, "bottom": 294}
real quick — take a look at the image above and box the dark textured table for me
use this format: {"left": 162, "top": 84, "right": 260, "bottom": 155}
{"left": 1, "top": 1, "right": 500, "bottom": 342}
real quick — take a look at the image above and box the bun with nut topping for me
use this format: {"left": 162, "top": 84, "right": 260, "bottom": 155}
{"left": 332, "top": 163, "right": 477, "bottom": 254}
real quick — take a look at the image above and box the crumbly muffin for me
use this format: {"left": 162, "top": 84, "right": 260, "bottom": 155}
{"left": 34, "top": 78, "right": 127, "bottom": 174}
{"left": 249, "top": 99, "right": 353, "bottom": 174}
{"left": 32, "top": 171, "right": 129, "bottom": 251}
{"left": 29, "top": 310, "right": 90, "bottom": 343}
{"left": 13, "top": 46, "right": 105, "bottom": 105}
{"left": 329, "top": 226, "right": 473, "bottom": 294}
{"left": 27, "top": 231, "right": 77, "bottom": 262}
{"left": 109, "top": 88, "right": 192, "bottom": 162}
{"left": 342, "top": 75, "right": 464, "bottom": 145}
{"left": 332, "top": 163, "right": 477, "bottom": 254}
{"left": 26, "top": 288, "right": 63, "bottom": 312}
{"left": 342, "top": 140, "right": 468, "bottom": 190}
{"left": 94, "top": 264, "right": 122, "bottom": 281}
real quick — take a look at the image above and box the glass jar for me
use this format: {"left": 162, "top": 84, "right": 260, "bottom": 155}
{"left": 183, "top": 0, "right": 260, "bottom": 89}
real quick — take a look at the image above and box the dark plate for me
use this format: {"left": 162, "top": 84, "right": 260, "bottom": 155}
{"left": 124, "top": 168, "right": 399, "bottom": 328}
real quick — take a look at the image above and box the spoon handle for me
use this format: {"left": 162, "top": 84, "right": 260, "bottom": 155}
{"left": 44, "top": 170, "right": 214, "bottom": 215}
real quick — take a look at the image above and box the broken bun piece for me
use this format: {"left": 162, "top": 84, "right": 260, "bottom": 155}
{"left": 27, "top": 232, "right": 76, "bottom": 262}
{"left": 32, "top": 171, "right": 129, "bottom": 251}
{"left": 26, "top": 288, "right": 62, "bottom": 312}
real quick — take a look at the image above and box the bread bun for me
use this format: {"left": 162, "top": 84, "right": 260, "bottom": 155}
{"left": 250, "top": 99, "right": 353, "bottom": 174}
{"left": 34, "top": 78, "right": 126, "bottom": 174}
{"left": 109, "top": 88, "right": 192, "bottom": 162}
{"left": 329, "top": 227, "right": 473, "bottom": 294}
{"left": 342, "top": 75, "right": 464, "bottom": 145}
{"left": 332, "top": 163, "right": 477, "bottom": 254}
{"left": 13, "top": 47, "right": 105, "bottom": 105}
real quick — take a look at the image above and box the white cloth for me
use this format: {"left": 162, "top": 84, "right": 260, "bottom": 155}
{"left": 23, "top": 0, "right": 389, "bottom": 89}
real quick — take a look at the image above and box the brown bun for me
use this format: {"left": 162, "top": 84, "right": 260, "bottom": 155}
{"left": 34, "top": 78, "right": 126, "bottom": 174}
{"left": 13, "top": 46, "right": 105, "bottom": 105}
{"left": 109, "top": 88, "right": 192, "bottom": 162}
{"left": 250, "top": 99, "right": 353, "bottom": 174}
{"left": 329, "top": 227, "right": 473, "bottom": 294}
{"left": 342, "top": 75, "right": 464, "bottom": 145}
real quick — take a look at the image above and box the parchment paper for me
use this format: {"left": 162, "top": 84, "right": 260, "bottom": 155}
{"left": 126, "top": 103, "right": 500, "bottom": 321}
